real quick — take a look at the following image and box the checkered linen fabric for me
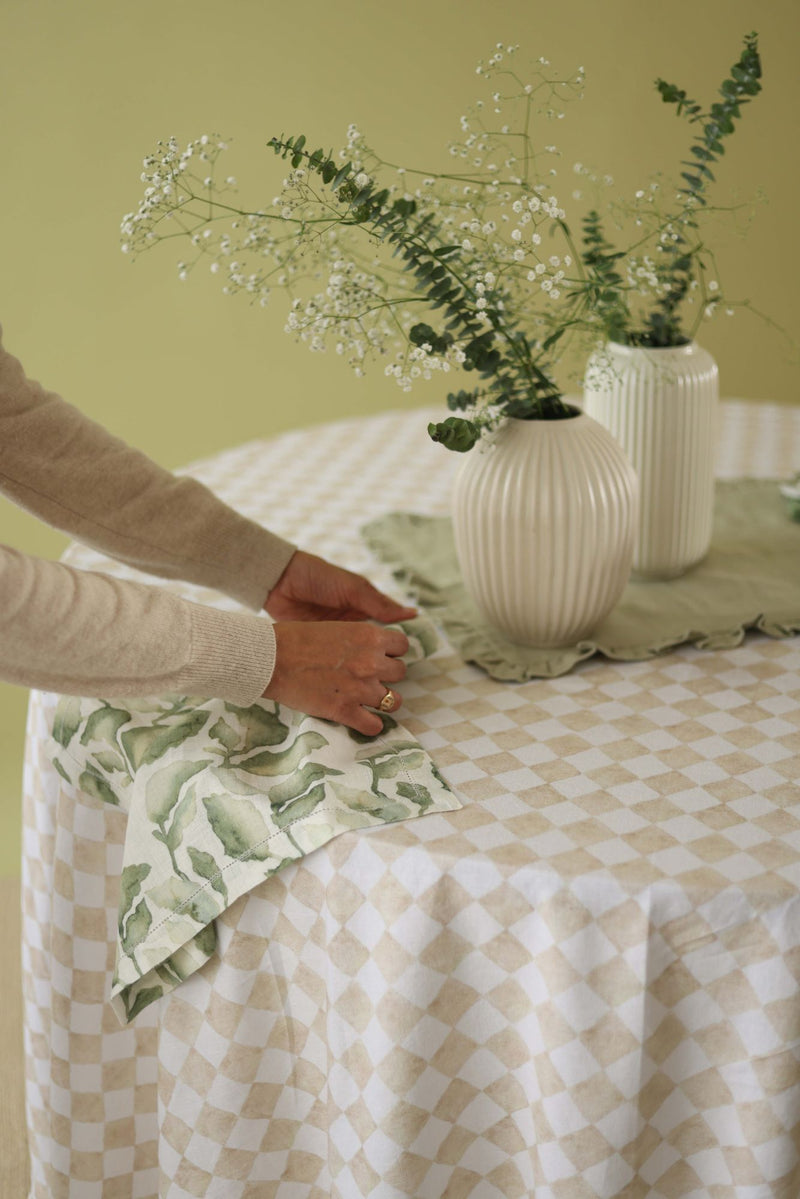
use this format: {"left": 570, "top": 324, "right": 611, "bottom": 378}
{"left": 21, "top": 401, "right": 800, "bottom": 1197}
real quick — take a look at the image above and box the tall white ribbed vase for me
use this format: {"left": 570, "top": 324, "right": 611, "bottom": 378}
{"left": 583, "top": 341, "right": 719, "bottom": 579}
{"left": 451, "top": 412, "right": 637, "bottom": 648}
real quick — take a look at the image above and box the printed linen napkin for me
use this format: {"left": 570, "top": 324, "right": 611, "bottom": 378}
{"left": 48, "top": 619, "right": 462, "bottom": 1024}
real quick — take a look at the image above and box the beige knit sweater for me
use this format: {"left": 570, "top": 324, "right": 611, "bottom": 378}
{"left": 0, "top": 327, "right": 297, "bottom": 704}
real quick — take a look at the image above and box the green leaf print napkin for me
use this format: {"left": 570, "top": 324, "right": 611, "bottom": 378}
{"left": 49, "top": 618, "right": 461, "bottom": 1024}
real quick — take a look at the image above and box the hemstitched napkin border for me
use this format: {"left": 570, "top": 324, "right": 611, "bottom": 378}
{"left": 47, "top": 617, "right": 462, "bottom": 1024}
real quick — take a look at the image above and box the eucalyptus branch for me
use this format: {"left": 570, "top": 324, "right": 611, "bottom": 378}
{"left": 267, "top": 132, "right": 569, "bottom": 446}
{"left": 122, "top": 38, "right": 773, "bottom": 450}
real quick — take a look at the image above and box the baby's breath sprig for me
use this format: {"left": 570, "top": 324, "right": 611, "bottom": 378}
{"left": 123, "top": 47, "right": 591, "bottom": 451}
{"left": 269, "top": 133, "right": 572, "bottom": 451}
{"left": 121, "top": 35, "right": 776, "bottom": 449}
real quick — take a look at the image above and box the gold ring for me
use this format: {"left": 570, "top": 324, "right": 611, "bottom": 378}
{"left": 379, "top": 689, "right": 395, "bottom": 712}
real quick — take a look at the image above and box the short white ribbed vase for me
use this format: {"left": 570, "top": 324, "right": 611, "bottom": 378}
{"left": 451, "top": 412, "right": 637, "bottom": 648}
{"left": 583, "top": 341, "right": 719, "bottom": 579}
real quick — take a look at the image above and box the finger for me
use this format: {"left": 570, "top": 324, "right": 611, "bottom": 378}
{"left": 369, "top": 685, "right": 402, "bottom": 713}
{"left": 347, "top": 706, "right": 385, "bottom": 736}
{"left": 351, "top": 579, "right": 417, "bottom": 623}
{"left": 380, "top": 656, "right": 407, "bottom": 684}
{"left": 380, "top": 628, "right": 410, "bottom": 659}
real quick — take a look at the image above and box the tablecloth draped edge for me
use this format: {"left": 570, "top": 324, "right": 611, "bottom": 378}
{"left": 48, "top": 721, "right": 464, "bottom": 1025}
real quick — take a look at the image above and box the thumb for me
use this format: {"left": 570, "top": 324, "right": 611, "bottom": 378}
{"left": 351, "top": 578, "right": 417, "bottom": 623}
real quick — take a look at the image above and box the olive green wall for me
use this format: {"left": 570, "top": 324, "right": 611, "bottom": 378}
{"left": 1, "top": 0, "right": 797, "bottom": 874}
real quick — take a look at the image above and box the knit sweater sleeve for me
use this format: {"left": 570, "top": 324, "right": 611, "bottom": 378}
{"left": 0, "top": 544, "right": 276, "bottom": 704}
{"left": 0, "top": 327, "right": 297, "bottom": 611}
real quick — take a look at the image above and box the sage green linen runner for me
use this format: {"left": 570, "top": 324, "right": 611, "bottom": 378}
{"left": 362, "top": 480, "right": 800, "bottom": 682}
{"left": 48, "top": 619, "right": 461, "bottom": 1024}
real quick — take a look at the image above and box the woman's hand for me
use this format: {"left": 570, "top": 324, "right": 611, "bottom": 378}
{"left": 261, "top": 621, "right": 409, "bottom": 735}
{"left": 264, "top": 550, "right": 417, "bottom": 625}
{"left": 262, "top": 551, "right": 417, "bottom": 733}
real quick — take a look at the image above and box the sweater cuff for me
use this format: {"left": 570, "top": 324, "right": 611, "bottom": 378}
{"left": 185, "top": 604, "right": 278, "bottom": 705}
{"left": 226, "top": 524, "right": 298, "bottom": 611}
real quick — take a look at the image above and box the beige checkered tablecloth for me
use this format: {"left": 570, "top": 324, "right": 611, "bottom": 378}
{"left": 21, "top": 401, "right": 800, "bottom": 1198}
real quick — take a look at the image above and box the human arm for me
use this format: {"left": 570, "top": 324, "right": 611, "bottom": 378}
{"left": 0, "top": 328, "right": 416, "bottom": 726}
{"left": 0, "top": 326, "right": 296, "bottom": 610}
{"left": 0, "top": 544, "right": 414, "bottom": 732}
{"left": 0, "top": 543, "right": 275, "bottom": 703}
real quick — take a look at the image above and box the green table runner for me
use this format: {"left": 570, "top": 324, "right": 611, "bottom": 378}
{"left": 49, "top": 619, "right": 461, "bottom": 1024}
{"left": 362, "top": 480, "right": 800, "bottom": 682}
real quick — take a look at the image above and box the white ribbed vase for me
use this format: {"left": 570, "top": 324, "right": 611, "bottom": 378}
{"left": 451, "top": 412, "right": 637, "bottom": 648}
{"left": 583, "top": 341, "right": 719, "bottom": 579}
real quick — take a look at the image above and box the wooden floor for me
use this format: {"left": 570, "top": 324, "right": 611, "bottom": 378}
{"left": 1, "top": 874, "right": 30, "bottom": 1197}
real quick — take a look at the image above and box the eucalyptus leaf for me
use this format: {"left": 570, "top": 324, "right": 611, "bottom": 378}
{"left": 126, "top": 35, "right": 766, "bottom": 448}
{"left": 427, "top": 417, "right": 479, "bottom": 453}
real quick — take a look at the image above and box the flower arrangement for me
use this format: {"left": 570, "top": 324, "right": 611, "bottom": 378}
{"left": 577, "top": 32, "right": 762, "bottom": 349}
{"left": 122, "top": 34, "right": 763, "bottom": 451}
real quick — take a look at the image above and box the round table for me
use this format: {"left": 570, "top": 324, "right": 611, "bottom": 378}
{"left": 21, "top": 401, "right": 800, "bottom": 1198}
